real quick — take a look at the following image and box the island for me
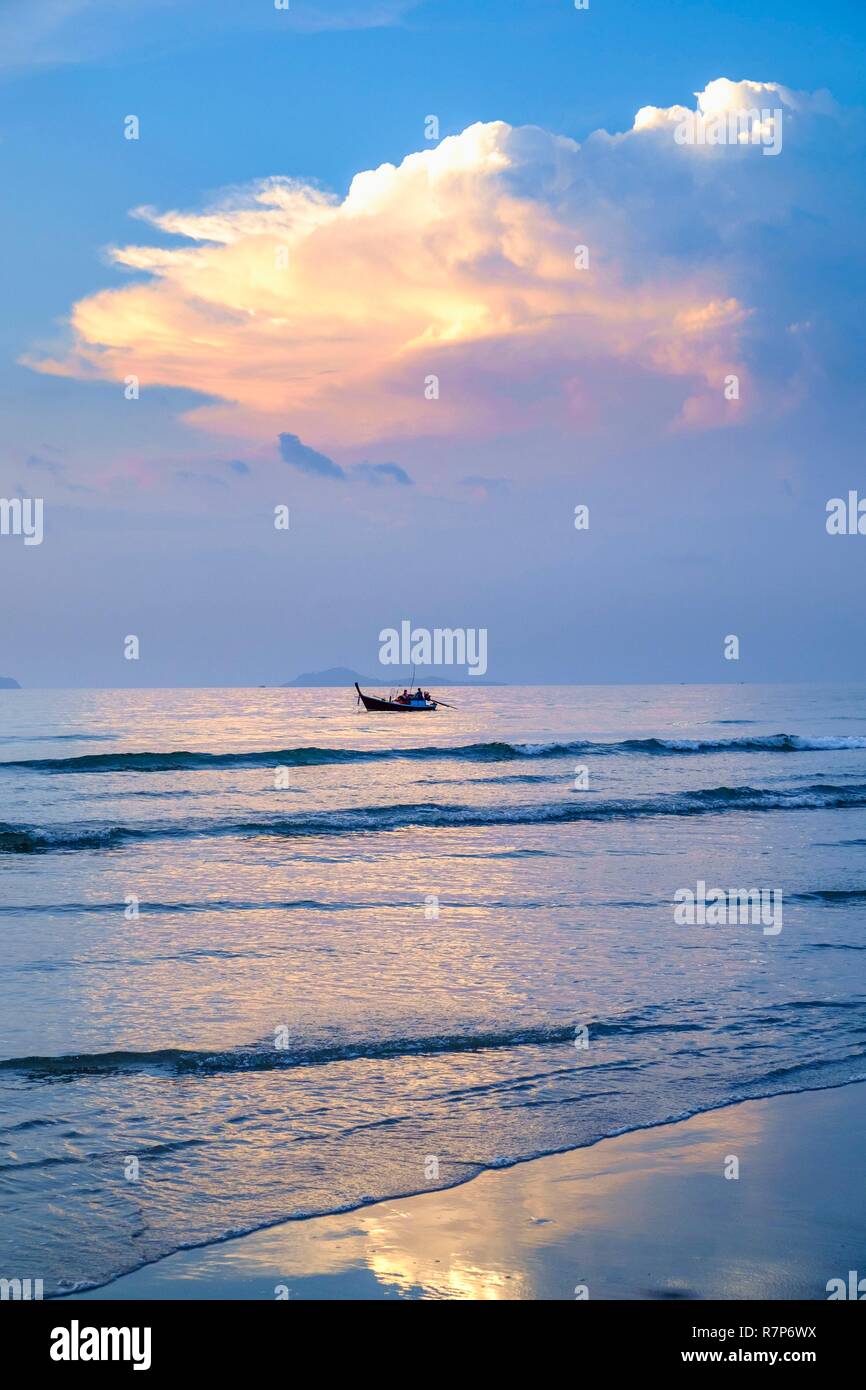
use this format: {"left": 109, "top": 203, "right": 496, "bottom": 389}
{"left": 282, "top": 667, "right": 388, "bottom": 688}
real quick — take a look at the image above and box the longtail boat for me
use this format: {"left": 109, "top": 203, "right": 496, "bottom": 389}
{"left": 355, "top": 682, "right": 440, "bottom": 712}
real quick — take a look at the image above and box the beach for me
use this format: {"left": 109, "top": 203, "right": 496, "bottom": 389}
{"left": 5, "top": 0, "right": 865, "bottom": 1333}
{"left": 68, "top": 1081, "right": 866, "bottom": 1300}
{"left": 3, "top": 684, "right": 866, "bottom": 1299}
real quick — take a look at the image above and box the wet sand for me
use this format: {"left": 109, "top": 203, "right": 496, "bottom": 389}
{"left": 69, "top": 1080, "right": 866, "bottom": 1300}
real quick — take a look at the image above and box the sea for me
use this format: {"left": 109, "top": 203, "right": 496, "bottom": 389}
{"left": 1, "top": 682, "right": 865, "bottom": 1295}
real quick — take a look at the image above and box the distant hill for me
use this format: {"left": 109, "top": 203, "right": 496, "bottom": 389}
{"left": 282, "top": 667, "right": 387, "bottom": 688}
{"left": 282, "top": 666, "right": 501, "bottom": 687}
{"left": 0, "top": 676, "right": 20, "bottom": 689}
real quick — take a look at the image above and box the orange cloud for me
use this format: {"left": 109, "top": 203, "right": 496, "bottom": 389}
{"left": 26, "top": 113, "right": 753, "bottom": 452}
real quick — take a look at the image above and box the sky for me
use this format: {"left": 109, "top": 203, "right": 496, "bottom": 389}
{"left": 1, "top": 0, "right": 866, "bottom": 687}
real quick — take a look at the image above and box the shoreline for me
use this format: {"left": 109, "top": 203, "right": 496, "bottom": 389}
{"left": 67, "top": 1079, "right": 866, "bottom": 1301}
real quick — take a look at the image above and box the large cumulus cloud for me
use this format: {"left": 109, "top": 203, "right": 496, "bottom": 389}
{"left": 26, "top": 78, "right": 857, "bottom": 460}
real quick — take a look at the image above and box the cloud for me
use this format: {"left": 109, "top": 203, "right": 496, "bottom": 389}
{"left": 277, "top": 434, "right": 412, "bottom": 486}
{"left": 175, "top": 468, "right": 227, "bottom": 488}
{"left": 0, "top": 0, "right": 422, "bottom": 73}
{"left": 632, "top": 77, "right": 836, "bottom": 139}
{"left": 23, "top": 452, "right": 94, "bottom": 493}
{"left": 26, "top": 454, "right": 66, "bottom": 476}
{"left": 227, "top": 459, "right": 251, "bottom": 476}
{"left": 27, "top": 79, "right": 848, "bottom": 459}
{"left": 278, "top": 432, "right": 345, "bottom": 480}
{"left": 352, "top": 462, "right": 414, "bottom": 486}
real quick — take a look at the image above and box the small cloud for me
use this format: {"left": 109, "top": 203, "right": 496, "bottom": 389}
{"left": 26, "top": 454, "right": 65, "bottom": 475}
{"left": 461, "top": 475, "right": 509, "bottom": 500}
{"left": 0, "top": 1, "right": 423, "bottom": 75}
{"left": 227, "top": 459, "right": 251, "bottom": 476}
{"left": 353, "top": 461, "right": 414, "bottom": 486}
{"left": 175, "top": 469, "right": 227, "bottom": 488}
{"left": 278, "top": 432, "right": 345, "bottom": 480}
{"left": 23, "top": 453, "right": 94, "bottom": 493}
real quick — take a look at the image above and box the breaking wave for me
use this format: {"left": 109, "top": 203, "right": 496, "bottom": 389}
{"left": 4, "top": 732, "right": 866, "bottom": 775}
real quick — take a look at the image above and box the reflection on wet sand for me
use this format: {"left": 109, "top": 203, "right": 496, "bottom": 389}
{"left": 74, "top": 1082, "right": 866, "bottom": 1300}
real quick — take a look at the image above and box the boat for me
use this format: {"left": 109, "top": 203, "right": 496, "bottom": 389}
{"left": 355, "top": 682, "right": 439, "bottom": 712}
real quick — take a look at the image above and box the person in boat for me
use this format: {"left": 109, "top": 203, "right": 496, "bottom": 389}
{"left": 398, "top": 689, "right": 410, "bottom": 703}
{"left": 415, "top": 687, "right": 424, "bottom": 702}
{"left": 423, "top": 690, "right": 430, "bottom": 701}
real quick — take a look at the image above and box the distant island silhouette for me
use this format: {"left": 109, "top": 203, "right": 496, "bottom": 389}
{"left": 0, "top": 676, "right": 21, "bottom": 689}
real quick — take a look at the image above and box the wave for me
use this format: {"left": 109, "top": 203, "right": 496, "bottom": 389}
{"left": 791, "top": 888, "right": 866, "bottom": 903}
{"left": 0, "top": 894, "right": 592, "bottom": 918}
{"left": 5, "top": 732, "right": 866, "bottom": 775}
{"left": 3, "top": 781, "right": 866, "bottom": 854}
{"left": 7, "top": 885, "right": 863, "bottom": 918}
{"left": 809, "top": 943, "right": 866, "bottom": 951}
{"left": 0, "top": 1013, "right": 714, "bottom": 1079}
{"left": 5, "top": 999, "right": 864, "bottom": 1081}
{"left": 0, "top": 733, "right": 117, "bottom": 745}
{"left": 0, "top": 896, "right": 387, "bottom": 916}
{"left": 0, "top": 824, "right": 136, "bottom": 853}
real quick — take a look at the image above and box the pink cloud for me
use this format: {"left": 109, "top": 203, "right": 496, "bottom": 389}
{"left": 26, "top": 100, "right": 773, "bottom": 458}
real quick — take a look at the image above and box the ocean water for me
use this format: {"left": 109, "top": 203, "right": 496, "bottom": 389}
{"left": 1, "top": 682, "right": 866, "bottom": 1295}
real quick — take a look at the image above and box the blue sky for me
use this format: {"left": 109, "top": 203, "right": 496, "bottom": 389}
{"left": 2, "top": 0, "right": 866, "bottom": 685}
